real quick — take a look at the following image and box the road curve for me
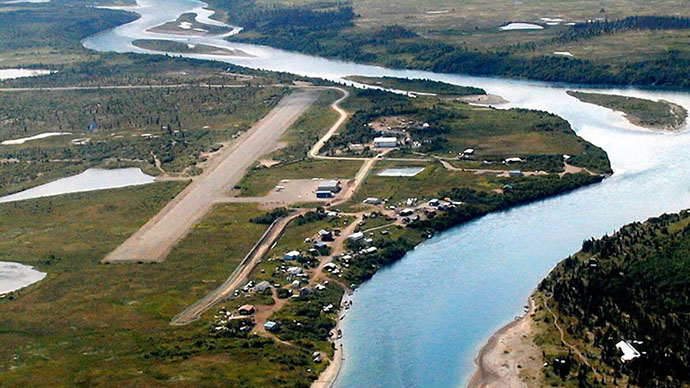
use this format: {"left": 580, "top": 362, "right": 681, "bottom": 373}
{"left": 103, "top": 90, "right": 320, "bottom": 263}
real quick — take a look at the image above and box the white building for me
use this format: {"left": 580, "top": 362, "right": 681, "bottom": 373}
{"left": 317, "top": 180, "right": 341, "bottom": 193}
{"left": 284, "top": 251, "right": 300, "bottom": 261}
{"left": 348, "top": 232, "right": 364, "bottom": 241}
{"left": 374, "top": 137, "right": 398, "bottom": 148}
{"left": 615, "top": 340, "right": 641, "bottom": 363}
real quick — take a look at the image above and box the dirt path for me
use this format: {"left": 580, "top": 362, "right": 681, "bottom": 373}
{"left": 308, "top": 88, "right": 350, "bottom": 159}
{"left": 170, "top": 210, "right": 305, "bottom": 325}
{"left": 545, "top": 302, "right": 600, "bottom": 379}
{"left": 103, "top": 90, "right": 320, "bottom": 264}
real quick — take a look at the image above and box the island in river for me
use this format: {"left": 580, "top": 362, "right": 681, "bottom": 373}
{"left": 567, "top": 91, "right": 688, "bottom": 131}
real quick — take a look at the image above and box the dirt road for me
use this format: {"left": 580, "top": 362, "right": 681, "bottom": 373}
{"left": 103, "top": 90, "right": 320, "bottom": 263}
{"left": 170, "top": 211, "right": 304, "bottom": 325}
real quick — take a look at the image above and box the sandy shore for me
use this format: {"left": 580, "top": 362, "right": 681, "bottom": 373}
{"left": 311, "top": 293, "right": 351, "bottom": 388}
{"left": 466, "top": 298, "right": 541, "bottom": 388}
{"left": 459, "top": 93, "right": 508, "bottom": 106}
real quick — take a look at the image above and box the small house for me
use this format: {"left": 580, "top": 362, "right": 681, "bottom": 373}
{"left": 255, "top": 280, "right": 271, "bottom": 292}
{"left": 284, "top": 251, "right": 300, "bottom": 261}
{"left": 399, "top": 208, "right": 415, "bottom": 217}
{"left": 299, "top": 286, "right": 313, "bottom": 296}
{"left": 264, "top": 321, "right": 280, "bottom": 332}
{"left": 238, "top": 304, "right": 255, "bottom": 315}
{"left": 504, "top": 157, "right": 524, "bottom": 164}
{"left": 509, "top": 170, "right": 523, "bottom": 178}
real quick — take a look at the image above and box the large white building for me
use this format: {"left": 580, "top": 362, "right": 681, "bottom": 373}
{"left": 373, "top": 137, "right": 398, "bottom": 148}
{"left": 615, "top": 340, "right": 641, "bottom": 363}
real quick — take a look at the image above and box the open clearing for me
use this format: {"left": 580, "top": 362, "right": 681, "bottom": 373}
{"left": 103, "top": 90, "right": 320, "bottom": 263}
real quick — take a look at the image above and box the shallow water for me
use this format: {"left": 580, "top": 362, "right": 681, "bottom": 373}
{"left": 0, "top": 261, "right": 46, "bottom": 295}
{"left": 378, "top": 167, "right": 425, "bottom": 177}
{"left": 0, "top": 168, "right": 155, "bottom": 203}
{"left": 80, "top": 3, "right": 690, "bottom": 387}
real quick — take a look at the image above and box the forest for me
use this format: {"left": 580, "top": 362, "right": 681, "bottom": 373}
{"left": 538, "top": 211, "right": 690, "bottom": 387}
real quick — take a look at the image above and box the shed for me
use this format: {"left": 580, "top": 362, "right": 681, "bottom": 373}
{"left": 284, "top": 251, "right": 300, "bottom": 261}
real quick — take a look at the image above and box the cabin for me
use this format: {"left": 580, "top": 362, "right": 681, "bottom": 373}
{"left": 238, "top": 304, "right": 255, "bottom": 315}
{"left": 284, "top": 251, "right": 300, "bottom": 261}
{"left": 264, "top": 321, "right": 280, "bottom": 332}
{"left": 373, "top": 137, "right": 398, "bottom": 148}
{"left": 615, "top": 340, "right": 641, "bottom": 363}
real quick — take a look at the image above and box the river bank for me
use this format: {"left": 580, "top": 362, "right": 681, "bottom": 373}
{"left": 467, "top": 298, "right": 540, "bottom": 388}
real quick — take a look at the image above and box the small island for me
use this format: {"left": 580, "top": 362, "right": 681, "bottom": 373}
{"left": 345, "top": 75, "right": 487, "bottom": 97}
{"left": 567, "top": 91, "right": 688, "bottom": 131}
{"left": 133, "top": 39, "right": 253, "bottom": 57}
{"left": 147, "top": 12, "right": 233, "bottom": 36}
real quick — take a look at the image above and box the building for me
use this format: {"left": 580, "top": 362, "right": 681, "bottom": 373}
{"left": 509, "top": 170, "right": 524, "bottom": 178}
{"left": 316, "top": 190, "right": 335, "bottom": 198}
{"left": 254, "top": 280, "right": 271, "bottom": 292}
{"left": 363, "top": 197, "right": 382, "bottom": 205}
{"left": 348, "top": 232, "right": 364, "bottom": 241}
{"left": 615, "top": 340, "right": 641, "bottom": 363}
{"left": 264, "top": 321, "right": 280, "bottom": 332}
{"left": 504, "top": 157, "right": 524, "bottom": 164}
{"left": 373, "top": 137, "right": 398, "bottom": 148}
{"left": 317, "top": 180, "right": 341, "bottom": 193}
{"left": 238, "top": 304, "right": 255, "bottom": 315}
{"left": 284, "top": 251, "right": 300, "bottom": 261}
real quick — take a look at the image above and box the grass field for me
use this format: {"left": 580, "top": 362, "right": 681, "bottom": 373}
{"left": 0, "top": 185, "right": 329, "bottom": 387}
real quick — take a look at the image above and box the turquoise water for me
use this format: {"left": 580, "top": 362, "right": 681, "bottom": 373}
{"left": 81, "top": 4, "right": 690, "bottom": 387}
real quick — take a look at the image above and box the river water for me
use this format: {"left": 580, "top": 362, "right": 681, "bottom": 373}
{"left": 82, "top": 3, "right": 690, "bottom": 387}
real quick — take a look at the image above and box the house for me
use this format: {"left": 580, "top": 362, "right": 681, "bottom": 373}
{"left": 287, "top": 266, "right": 303, "bottom": 275}
{"left": 428, "top": 198, "right": 440, "bottom": 207}
{"left": 504, "top": 157, "right": 524, "bottom": 164}
{"left": 363, "top": 246, "right": 378, "bottom": 254}
{"left": 509, "top": 170, "right": 524, "bottom": 178}
{"left": 238, "top": 304, "right": 255, "bottom": 315}
{"left": 615, "top": 340, "right": 641, "bottom": 363}
{"left": 373, "top": 137, "right": 398, "bottom": 148}
{"left": 284, "top": 251, "right": 300, "bottom": 261}
{"left": 318, "top": 180, "right": 341, "bottom": 193}
{"left": 319, "top": 229, "right": 334, "bottom": 241}
{"left": 399, "top": 208, "right": 415, "bottom": 217}
{"left": 316, "top": 190, "right": 335, "bottom": 198}
{"left": 463, "top": 148, "right": 475, "bottom": 155}
{"left": 264, "top": 321, "right": 280, "bottom": 332}
{"left": 254, "top": 280, "right": 271, "bottom": 292}
{"left": 363, "top": 197, "right": 382, "bottom": 205}
{"left": 348, "top": 232, "right": 364, "bottom": 241}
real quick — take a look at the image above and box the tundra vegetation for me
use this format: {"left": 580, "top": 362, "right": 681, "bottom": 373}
{"left": 567, "top": 91, "right": 688, "bottom": 131}
{"left": 213, "top": 0, "right": 690, "bottom": 88}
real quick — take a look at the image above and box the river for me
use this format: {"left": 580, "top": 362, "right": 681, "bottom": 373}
{"left": 82, "top": 3, "right": 690, "bottom": 387}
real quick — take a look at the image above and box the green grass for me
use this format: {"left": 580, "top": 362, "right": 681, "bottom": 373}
{"left": 0, "top": 184, "right": 329, "bottom": 387}
{"left": 567, "top": 90, "right": 688, "bottom": 130}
